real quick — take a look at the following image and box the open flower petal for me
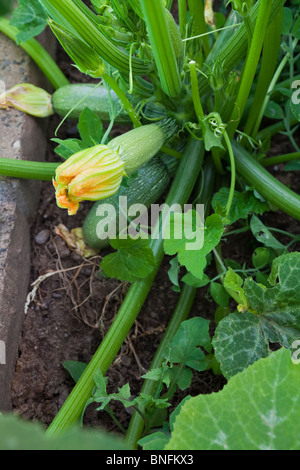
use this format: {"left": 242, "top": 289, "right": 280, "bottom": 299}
{"left": 53, "top": 145, "right": 126, "bottom": 215}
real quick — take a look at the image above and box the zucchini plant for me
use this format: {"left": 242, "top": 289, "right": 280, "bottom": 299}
{"left": 0, "top": 0, "right": 300, "bottom": 451}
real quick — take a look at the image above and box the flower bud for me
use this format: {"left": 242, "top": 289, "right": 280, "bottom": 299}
{"left": 48, "top": 20, "right": 106, "bottom": 79}
{"left": 53, "top": 145, "right": 126, "bottom": 215}
{"left": 209, "top": 60, "right": 226, "bottom": 91}
{"left": 226, "top": 0, "right": 254, "bottom": 17}
{"left": 0, "top": 83, "right": 53, "bottom": 117}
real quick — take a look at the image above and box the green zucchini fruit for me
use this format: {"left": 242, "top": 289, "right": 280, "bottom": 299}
{"left": 82, "top": 155, "right": 178, "bottom": 250}
{"left": 52, "top": 83, "right": 132, "bottom": 123}
{"left": 52, "top": 83, "right": 168, "bottom": 124}
{"left": 108, "top": 117, "right": 177, "bottom": 174}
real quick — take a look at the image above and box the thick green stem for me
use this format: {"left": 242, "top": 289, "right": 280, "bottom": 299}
{"left": 178, "top": 0, "right": 188, "bottom": 38}
{"left": 188, "top": 0, "right": 210, "bottom": 58}
{"left": 251, "top": 38, "right": 298, "bottom": 138}
{"left": 125, "top": 159, "right": 215, "bottom": 450}
{"left": 223, "top": 131, "right": 236, "bottom": 218}
{"left": 243, "top": 15, "right": 254, "bottom": 48}
{"left": 102, "top": 73, "right": 141, "bottom": 128}
{"left": 0, "top": 17, "right": 69, "bottom": 90}
{"left": 0, "top": 159, "right": 58, "bottom": 181}
{"left": 243, "top": 8, "right": 283, "bottom": 137}
{"left": 125, "top": 284, "right": 196, "bottom": 449}
{"left": 139, "top": 0, "right": 182, "bottom": 98}
{"left": 200, "top": 0, "right": 285, "bottom": 98}
{"left": 261, "top": 152, "right": 300, "bottom": 167}
{"left": 45, "top": 138, "right": 204, "bottom": 437}
{"left": 189, "top": 60, "right": 204, "bottom": 120}
{"left": 232, "top": 140, "right": 300, "bottom": 221}
{"left": 227, "top": 0, "right": 272, "bottom": 139}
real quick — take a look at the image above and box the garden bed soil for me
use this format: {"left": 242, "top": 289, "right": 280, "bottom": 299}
{"left": 10, "top": 37, "right": 300, "bottom": 437}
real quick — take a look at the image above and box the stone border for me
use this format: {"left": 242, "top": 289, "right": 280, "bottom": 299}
{"left": 0, "top": 28, "right": 56, "bottom": 410}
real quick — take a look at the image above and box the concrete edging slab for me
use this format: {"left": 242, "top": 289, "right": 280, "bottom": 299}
{"left": 0, "top": 28, "right": 56, "bottom": 410}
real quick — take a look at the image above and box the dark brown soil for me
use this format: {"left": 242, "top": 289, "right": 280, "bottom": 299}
{"left": 10, "top": 5, "right": 300, "bottom": 439}
{"left": 10, "top": 113, "right": 226, "bottom": 432}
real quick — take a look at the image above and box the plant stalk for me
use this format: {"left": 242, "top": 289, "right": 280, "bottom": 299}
{"left": 243, "top": 7, "right": 283, "bottom": 138}
{"left": 139, "top": 0, "right": 182, "bottom": 98}
{"left": 45, "top": 138, "right": 205, "bottom": 437}
{"left": 188, "top": 0, "right": 210, "bottom": 58}
{"left": 261, "top": 152, "right": 300, "bottom": 168}
{"left": 125, "top": 159, "right": 215, "bottom": 449}
{"left": 232, "top": 140, "right": 300, "bottom": 221}
{"left": 0, "top": 159, "right": 58, "bottom": 181}
{"left": 226, "top": 0, "right": 272, "bottom": 139}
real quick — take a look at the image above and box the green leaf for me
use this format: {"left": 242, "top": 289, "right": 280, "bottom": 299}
{"left": 168, "top": 257, "right": 181, "bottom": 292}
{"left": 167, "top": 365, "right": 193, "bottom": 390}
{"left": 101, "top": 237, "right": 156, "bottom": 282}
{"left": 0, "top": 0, "right": 14, "bottom": 15}
{"left": 167, "top": 317, "right": 212, "bottom": 364}
{"left": 200, "top": 117, "right": 224, "bottom": 151}
{"left": 165, "top": 348, "right": 300, "bottom": 450}
{"left": 0, "top": 414, "right": 125, "bottom": 450}
{"left": 212, "top": 311, "right": 271, "bottom": 378}
{"left": 138, "top": 432, "right": 170, "bottom": 450}
{"left": 264, "top": 101, "right": 285, "bottom": 120}
{"left": 213, "top": 252, "right": 300, "bottom": 378}
{"left": 52, "top": 138, "right": 87, "bottom": 159}
{"left": 285, "top": 160, "right": 300, "bottom": 171}
{"left": 212, "top": 188, "right": 268, "bottom": 225}
{"left": 250, "top": 215, "right": 286, "bottom": 252}
{"left": 181, "top": 272, "right": 210, "bottom": 288}
{"left": 10, "top": 0, "right": 48, "bottom": 42}
{"left": 164, "top": 212, "right": 223, "bottom": 279}
{"left": 77, "top": 108, "right": 104, "bottom": 146}
{"left": 142, "top": 368, "right": 171, "bottom": 388}
{"left": 222, "top": 268, "right": 248, "bottom": 308}
{"left": 210, "top": 282, "right": 230, "bottom": 307}
{"left": 62, "top": 360, "right": 87, "bottom": 383}
{"left": 282, "top": 7, "right": 293, "bottom": 34}
{"left": 292, "top": 16, "right": 300, "bottom": 39}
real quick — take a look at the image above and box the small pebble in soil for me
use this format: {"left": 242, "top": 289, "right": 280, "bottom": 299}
{"left": 35, "top": 229, "right": 50, "bottom": 245}
{"left": 54, "top": 236, "right": 71, "bottom": 258}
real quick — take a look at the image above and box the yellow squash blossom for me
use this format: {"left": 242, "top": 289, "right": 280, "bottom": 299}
{"left": 53, "top": 145, "right": 126, "bottom": 215}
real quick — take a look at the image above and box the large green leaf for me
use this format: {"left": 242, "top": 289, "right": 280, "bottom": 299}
{"left": 164, "top": 213, "right": 223, "bottom": 279}
{"left": 101, "top": 237, "right": 156, "bottom": 282}
{"left": 165, "top": 348, "right": 300, "bottom": 450}
{"left": 213, "top": 252, "right": 300, "bottom": 378}
{"left": 212, "top": 188, "right": 268, "bottom": 225}
{"left": 0, "top": 414, "right": 125, "bottom": 450}
{"left": 10, "top": 0, "right": 48, "bottom": 42}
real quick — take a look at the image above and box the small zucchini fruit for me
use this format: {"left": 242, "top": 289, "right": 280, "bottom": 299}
{"left": 82, "top": 155, "right": 178, "bottom": 250}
